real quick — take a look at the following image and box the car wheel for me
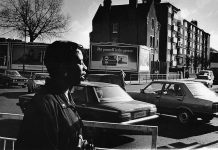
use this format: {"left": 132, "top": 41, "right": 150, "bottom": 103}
{"left": 177, "top": 110, "right": 193, "bottom": 125}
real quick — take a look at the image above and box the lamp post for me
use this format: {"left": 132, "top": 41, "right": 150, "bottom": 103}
{"left": 22, "top": 27, "right": 26, "bottom": 72}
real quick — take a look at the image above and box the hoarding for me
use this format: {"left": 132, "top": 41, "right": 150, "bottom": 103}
{"left": 11, "top": 43, "right": 47, "bottom": 70}
{"left": 90, "top": 44, "right": 138, "bottom": 71}
{"left": 138, "top": 46, "right": 151, "bottom": 72}
{"left": 0, "top": 44, "right": 8, "bottom": 69}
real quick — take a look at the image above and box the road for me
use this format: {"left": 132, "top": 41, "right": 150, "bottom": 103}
{"left": 1, "top": 84, "right": 218, "bottom": 149}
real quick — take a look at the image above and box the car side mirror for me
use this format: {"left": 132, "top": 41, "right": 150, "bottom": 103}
{"left": 140, "top": 89, "right": 144, "bottom": 93}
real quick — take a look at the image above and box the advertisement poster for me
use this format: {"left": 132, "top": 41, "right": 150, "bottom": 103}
{"left": 12, "top": 44, "right": 47, "bottom": 65}
{"left": 11, "top": 44, "right": 47, "bottom": 70}
{"left": 90, "top": 44, "right": 138, "bottom": 71}
{"left": 0, "top": 44, "right": 8, "bottom": 67}
{"left": 138, "top": 46, "right": 151, "bottom": 72}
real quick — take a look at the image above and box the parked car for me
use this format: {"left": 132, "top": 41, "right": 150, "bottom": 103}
{"left": 0, "top": 69, "right": 27, "bottom": 87}
{"left": 27, "top": 72, "right": 49, "bottom": 93}
{"left": 194, "top": 74, "right": 213, "bottom": 88}
{"left": 17, "top": 81, "right": 158, "bottom": 124}
{"left": 197, "top": 70, "right": 214, "bottom": 81}
{"left": 194, "top": 70, "right": 214, "bottom": 88}
{"left": 128, "top": 80, "right": 218, "bottom": 125}
{"left": 86, "top": 74, "right": 124, "bottom": 89}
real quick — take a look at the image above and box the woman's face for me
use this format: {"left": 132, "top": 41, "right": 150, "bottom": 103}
{"left": 66, "top": 49, "right": 87, "bottom": 85}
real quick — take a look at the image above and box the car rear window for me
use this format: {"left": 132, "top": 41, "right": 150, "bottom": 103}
{"left": 186, "top": 82, "right": 216, "bottom": 97}
{"left": 95, "top": 86, "right": 133, "bottom": 102}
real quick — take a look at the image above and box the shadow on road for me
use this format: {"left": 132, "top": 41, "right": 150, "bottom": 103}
{"left": 0, "top": 92, "right": 27, "bottom": 99}
{"left": 145, "top": 115, "right": 218, "bottom": 139}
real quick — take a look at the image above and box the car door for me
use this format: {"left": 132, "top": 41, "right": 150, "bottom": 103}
{"left": 159, "top": 83, "right": 184, "bottom": 115}
{"left": 140, "top": 82, "right": 164, "bottom": 109}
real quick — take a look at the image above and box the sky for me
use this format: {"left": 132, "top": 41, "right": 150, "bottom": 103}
{"left": 1, "top": 0, "right": 218, "bottom": 50}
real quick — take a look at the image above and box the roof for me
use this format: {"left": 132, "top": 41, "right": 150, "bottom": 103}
{"left": 81, "top": 81, "right": 118, "bottom": 87}
{"left": 93, "top": 2, "right": 153, "bottom": 23}
{"left": 151, "top": 80, "right": 198, "bottom": 84}
{"left": 34, "top": 72, "right": 49, "bottom": 75}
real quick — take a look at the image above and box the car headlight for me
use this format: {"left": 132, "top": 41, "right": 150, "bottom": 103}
{"left": 150, "top": 105, "right": 157, "bottom": 114}
{"left": 120, "top": 113, "right": 131, "bottom": 121}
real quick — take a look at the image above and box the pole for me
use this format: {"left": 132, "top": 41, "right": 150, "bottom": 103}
{"left": 23, "top": 28, "right": 26, "bottom": 72}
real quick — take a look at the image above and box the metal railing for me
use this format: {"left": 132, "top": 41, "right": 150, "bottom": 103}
{"left": 0, "top": 113, "right": 158, "bottom": 150}
{"left": 129, "top": 73, "right": 181, "bottom": 84}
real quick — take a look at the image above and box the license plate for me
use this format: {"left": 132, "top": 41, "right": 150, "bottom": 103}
{"left": 133, "top": 111, "right": 147, "bottom": 119}
{"left": 18, "top": 83, "right": 24, "bottom": 85}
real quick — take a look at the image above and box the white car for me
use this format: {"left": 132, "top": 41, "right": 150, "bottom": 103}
{"left": 27, "top": 73, "right": 49, "bottom": 93}
{"left": 194, "top": 70, "right": 214, "bottom": 88}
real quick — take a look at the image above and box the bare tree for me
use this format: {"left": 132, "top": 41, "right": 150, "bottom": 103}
{"left": 0, "top": 0, "right": 70, "bottom": 42}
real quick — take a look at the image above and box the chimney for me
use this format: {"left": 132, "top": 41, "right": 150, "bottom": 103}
{"left": 103, "top": 0, "right": 112, "bottom": 9}
{"left": 129, "top": 0, "right": 138, "bottom": 8}
{"left": 191, "top": 20, "right": 198, "bottom": 26}
{"left": 154, "top": 0, "right": 161, "bottom": 4}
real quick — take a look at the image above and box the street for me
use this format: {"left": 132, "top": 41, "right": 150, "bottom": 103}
{"left": 1, "top": 84, "right": 218, "bottom": 149}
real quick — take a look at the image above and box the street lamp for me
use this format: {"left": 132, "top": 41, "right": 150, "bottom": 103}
{"left": 22, "top": 27, "right": 27, "bottom": 72}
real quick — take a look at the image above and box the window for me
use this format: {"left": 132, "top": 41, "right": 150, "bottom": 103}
{"left": 153, "top": 37, "right": 155, "bottom": 47}
{"left": 150, "top": 35, "right": 153, "bottom": 47}
{"left": 144, "top": 83, "right": 163, "bottom": 94}
{"left": 112, "top": 23, "right": 119, "bottom": 33}
{"left": 152, "top": 19, "right": 155, "bottom": 29}
{"left": 165, "top": 83, "right": 183, "bottom": 96}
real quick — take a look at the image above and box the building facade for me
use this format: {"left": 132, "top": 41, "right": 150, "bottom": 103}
{"left": 90, "top": 0, "right": 210, "bottom": 75}
{"left": 156, "top": 3, "right": 210, "bottom": 75}
{"left": 90, "top": 0, "right": 160, "bottom": 73}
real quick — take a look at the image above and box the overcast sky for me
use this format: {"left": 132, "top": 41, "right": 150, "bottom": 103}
{"left": 1, "top": 0, "right": 218, "bottom": 50}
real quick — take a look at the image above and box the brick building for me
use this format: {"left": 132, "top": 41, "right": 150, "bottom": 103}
{"left": 90, "top": 0, "right": 211, "bottom": 76}
{"left": 90, "top": 0, "right": 160, "bottom": 74}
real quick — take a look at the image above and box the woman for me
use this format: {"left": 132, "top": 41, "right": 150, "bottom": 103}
{"left": 15, "top": 41, "right": 87, "bottom": 150}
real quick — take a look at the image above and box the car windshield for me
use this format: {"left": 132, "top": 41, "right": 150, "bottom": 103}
{"left": 196, "top": 75, "right": 209, "bottom": 80}
{"left": 35, "top": 74, "right": 49, "bottom": 80}
{"left": 6, "top": 70, "right": 21, "bottom": 77}
{"left": 186, "top": 82, "right": 216, "bottom": 98}
{"left": 95, "top": 86, "right": 133, "bottom": 102}
{"left": 198, "top": 71, "right": 209, "bottom": 76}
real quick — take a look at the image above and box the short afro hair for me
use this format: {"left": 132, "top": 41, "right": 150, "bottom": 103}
{"left": 44, "top": 41, "right": 83, "bottom": 77}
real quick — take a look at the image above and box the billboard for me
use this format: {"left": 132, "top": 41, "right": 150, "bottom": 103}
{"left": 90, "top": 44, "right": 138, "bottom": 71}
{"left": 0, "top": 44, "right": 8, "bottom": 68}
{"left": 11, "top": 43, "right": 47, "bottom": 70}
{"left": 138, "top": 46, "right": 151, "bottom": 72}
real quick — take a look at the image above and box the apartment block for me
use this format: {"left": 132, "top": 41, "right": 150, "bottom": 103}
{"left": 156, "top": 2, "right": 210, "bottom": 75}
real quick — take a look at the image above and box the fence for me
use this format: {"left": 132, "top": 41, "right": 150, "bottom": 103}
{"left": 0, "top": 113, "right": 158, "bottom": 150}
{"left": 129, "top": 73, "right": 181, "bottom": 84}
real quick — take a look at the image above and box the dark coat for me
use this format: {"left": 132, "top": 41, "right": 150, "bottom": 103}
{"left": 15, "top": 79, "right": 83, "bottom": 150}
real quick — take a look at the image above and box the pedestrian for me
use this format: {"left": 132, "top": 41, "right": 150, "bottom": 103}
{"left": 185, "top": 69, "right": 189, "bottom": 79}
{"left": 120, "top": 69, "right": 126, "bottom": 90}
{"left": 15, "top": 41, "right": 90, "bottom": 150}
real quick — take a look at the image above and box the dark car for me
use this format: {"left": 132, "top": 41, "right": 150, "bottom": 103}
{"left": 17, "top": 81, "right": 158, "bottom": 124}
{"left": 86, "top": 74, "right": 124, "bottom": 89}
{"left": 0, "top": 70, "right": 28, "bottom": 87}
{"left": 128, "top": 80, "right": 218, "bottom": 125}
